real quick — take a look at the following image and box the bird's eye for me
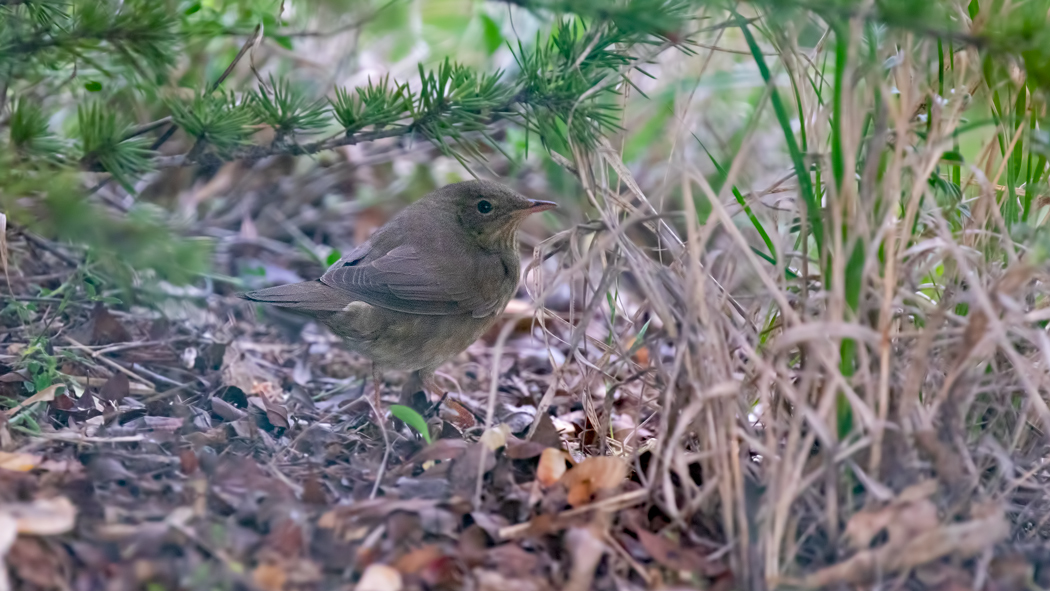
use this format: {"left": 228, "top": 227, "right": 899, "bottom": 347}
{"left": 477, "top": 200, "right": 493, "bottom": 214}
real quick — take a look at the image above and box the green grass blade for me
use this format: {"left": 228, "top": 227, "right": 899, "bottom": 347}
{"left": 390, "top": 404, "right": 432, "bottom": 444}
{"left": 736, "top": 12, "right": 824, "bottom": 255}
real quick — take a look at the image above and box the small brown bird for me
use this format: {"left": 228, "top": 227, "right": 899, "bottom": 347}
{"left": 240, "top": 180, "right": 556, "bottom": 409}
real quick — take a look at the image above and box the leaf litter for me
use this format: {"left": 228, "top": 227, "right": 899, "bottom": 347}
{"left": 0, "top": 152, "right": 1047, "bottom": 591}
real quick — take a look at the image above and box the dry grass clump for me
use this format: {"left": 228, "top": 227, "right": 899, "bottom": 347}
{"left": 514, "top": 6, "right": 1050, "bottom": 588}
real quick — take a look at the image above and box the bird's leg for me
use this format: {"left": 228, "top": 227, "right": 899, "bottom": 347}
{"left": 371, "top": 365, "right": 384, "bottom": 417}
{"left": 421, "top": 372, "right": 448, "bottom": 411}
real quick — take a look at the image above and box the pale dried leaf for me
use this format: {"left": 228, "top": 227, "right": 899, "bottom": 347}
{"left": 356, "top": 563, "right": 402, "bottom": 591}
{"left": 4, "top": 384, "right": 63, "bottom": 419}
{"left": 0, "top": 452, "right": 41, "bottom": 472}
{"left": 1, "top": 496, "right": 77, "bottom": 535}
{"left": 537, "top": 448, "right": 569, "bottom": 487}
{"left": 563, "top": 526, "right": 605, "bottom": 591}
{"left": 479, "top": 424, "right": 510, "bottom": 452}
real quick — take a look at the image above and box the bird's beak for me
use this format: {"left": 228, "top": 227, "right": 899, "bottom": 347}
{"left": 524, "top": 199, "right": 558, "bottom": 214}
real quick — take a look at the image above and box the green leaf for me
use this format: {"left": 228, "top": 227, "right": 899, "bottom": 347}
{"left": 390, "top": 405, "right": 432, "bottom": 444}
{"left": 84, "top": 81, "right": 103, "bottom": 92}
{"left": 325, "top": 249, "right": 342, "bottom": 266}
{"left": 480, "top": 14, "right": 503, "bottom": 55}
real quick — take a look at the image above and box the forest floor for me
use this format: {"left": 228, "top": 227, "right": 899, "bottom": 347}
{"left": 0, "top": 158, "right": 734, "bottom": 591}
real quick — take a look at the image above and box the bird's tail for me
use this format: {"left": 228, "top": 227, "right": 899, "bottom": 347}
{"left": 239, "top": 280, "right": 349, "bottom": 313}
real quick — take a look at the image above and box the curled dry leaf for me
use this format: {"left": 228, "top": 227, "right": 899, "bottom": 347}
{"left": 356, "top": 563, "right": 403, "bottom": 591}
{"left": 0, "top": 452, "right": 41, "bottom": 472}
{"left": 559, "top": 456, "right": 628, "bottom": 508}
{"left": 537, "top": 448, "right": 569, "bottom": 487}
{"left": 440, "top": 398, "right": 476, "bottom": 431}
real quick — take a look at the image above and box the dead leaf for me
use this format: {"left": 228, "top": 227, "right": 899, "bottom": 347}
{"left": 90, "top": 303, "right": 132, "bottom": 345}
{"left": 356, "top": 563, "right": 402, "bottom": 591}
{"left": 560, "top": 456, "right": 628, "bottom": 507}
{"left": 474, "top": 569, "right": 549, "bottom": 591}
{"left": 505, "top": 436, "right": 549, "bottom": 459}
{"left": 449, "top": 443, "right": 496, "bottom": 498}
{"left": 633, "top": 528, "right": 725, "bottom": 577}
{"left": 440, "top": 398, "right": 476, "bottom": 431}
{"left": 221, "top": 341, "right": 283, "bottom": 402}
{"left": 564, "top": 526, "right": 605, "bottom": 591}
{"left": 393, "top": 544, "right": 443, "bottom": 574}
{"left": 480, "top": 424, "right": 509, "bottom": 451}
{"left": 844, "top": 481, "right": 939, "bottom": 550}
{"left": 302, "top": 473, "right": 326, "bottom": 505}
{"left": 99, "top": 373, "right": 130, "bottom": 402}
{"left": 179, "top": 449, "right": 198, "bottom": 475}
{"left": 530, "top": 413, "right": 562, "bottom": 449}
{"left": 0, "top": 452, "right": 40, "bottom": 473}
{"left": 805, "top": 502, "right": 1008, "bottom": 587}
{"left": 537, "top": 448, "right": 569, "bottom": 486}
{"left": 252, "top": 562, "right": 287, "bottom": 591}
{"left": 5, "top": 384, "right": 63, "bottom": 419}
{"left": 409, "top": 439, "right": 469, "bottom": 465}
{"left": 0, "top": 496, "right": 77, "bottom": 535}
{"left": 210, "top": 397, "right": 247, "bottom": 422}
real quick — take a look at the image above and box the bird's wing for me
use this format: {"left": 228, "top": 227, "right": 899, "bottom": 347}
{"left": 321, "top": 243, "right": 505, "bottom": 317}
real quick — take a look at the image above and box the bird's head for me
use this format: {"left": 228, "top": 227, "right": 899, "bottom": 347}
{"left": 436, "top": 180, "right": 557, "bottom": 251}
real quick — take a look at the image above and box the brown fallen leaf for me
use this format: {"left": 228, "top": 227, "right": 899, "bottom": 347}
{"left": 98, "top": 372, "right": 130, "bottom": 402}
{"left": 0, "top": 452, "right": 40, "bottom": 473}
{"left": 392, "top": 544, "right": 444, "bottom": 575}
{"left": 418, "top": 438, "right": 471, "bottom": 462}
{"left": 252, "top": 561, "right": 287, "bottom": 591}
{"left": 633, "top": 528, "right": 726, "bottom": 577}
{"left": 440, "top": 398, "right": 477, "bottom": 431}
{"left": 505, "top": 436, "right": 549, "bottom": 459}
{"left": 560, "top": 456, "right": 628, "bottom": 507}
{"left": 90, "top": 303, "right": 132, "bottom": 345}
